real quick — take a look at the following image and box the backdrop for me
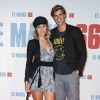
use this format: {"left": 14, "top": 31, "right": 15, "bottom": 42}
{"left": 0, "top": 0, "right": 100, "bottom": 100}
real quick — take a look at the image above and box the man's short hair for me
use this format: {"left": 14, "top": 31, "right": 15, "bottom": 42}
{"left": 51, "top": 5, "right": 66, "bottom": 17}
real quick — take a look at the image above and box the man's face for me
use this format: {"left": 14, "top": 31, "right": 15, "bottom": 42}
{"left": 53, "top": 9, "right": 66, "bottom": 26}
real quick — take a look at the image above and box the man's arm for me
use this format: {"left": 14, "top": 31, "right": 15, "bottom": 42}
{"left": 72, "top": 27, "right": 87, "bottom": 76}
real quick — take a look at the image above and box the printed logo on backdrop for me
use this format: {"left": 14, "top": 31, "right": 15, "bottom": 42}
{"left": 93, "top": 55, "right": 100, "bottom": 60}
{"left": 0, "top": 72, "right": 12, "bottom": 77}
{"left": 11, "top": 91, "right": 25, "bottom": 97}
{"left": 66, "top": 12, "right": 75, "bottom": 18}
{"left": 12, "top": 12, "right": 33, "bottom": 17}
{"left": 90, "top": 94, "right": 100, "bottom": 100}
{"left": 95, "top": 12, "right": 100, "bottom": 19}
{"left": 10, "top": 11, "right": 33, "bottom": 58}
{"left": 80, "top": 74, "right": 93, "bottom": 80}
{"left": 76, "top": 24, "right": 100, "bottom": 49}
{"left": 0, "top": 22, "right": 3, "bottom": 47}
{"left": 0, "top": 12, "right": 33, "bottom": 48}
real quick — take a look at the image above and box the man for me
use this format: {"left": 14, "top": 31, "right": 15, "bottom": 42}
{"left": 50, "top": 5, "right": 87, "bottom": 100}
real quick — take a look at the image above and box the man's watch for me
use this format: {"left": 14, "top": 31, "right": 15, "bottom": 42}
{"left": 76, "top": 70, "right": 79, "bottom": 74}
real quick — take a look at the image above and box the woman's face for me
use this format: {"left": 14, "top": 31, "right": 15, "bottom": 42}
{"left": 36, "top": 24, "right": 48, "bottom": 37}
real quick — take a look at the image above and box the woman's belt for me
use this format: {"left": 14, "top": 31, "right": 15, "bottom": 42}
{"left": 39, "top": 61, "right": 53, "bottom": 66}
{"left": 30, "top": 61, "right": 53, "bottom": 88}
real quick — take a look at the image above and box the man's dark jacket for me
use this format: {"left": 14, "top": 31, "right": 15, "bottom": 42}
{"left": 50, "top": 24, "right": 87, "bottom": 76}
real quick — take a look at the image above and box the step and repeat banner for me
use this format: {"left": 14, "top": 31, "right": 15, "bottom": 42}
{"left": 0, "top": 0, "right": 100, "bottom": 100}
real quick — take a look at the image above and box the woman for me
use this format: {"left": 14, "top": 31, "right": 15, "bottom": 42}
{"left": 24, "top": 16, "right": 55, "bottom": 100}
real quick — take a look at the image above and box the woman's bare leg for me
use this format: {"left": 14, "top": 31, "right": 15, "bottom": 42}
{"left": 44, "top": 92, "right": 55, "bottom": 100}
{"left": 31, "top": 91, "right": 43, "bottom": 100}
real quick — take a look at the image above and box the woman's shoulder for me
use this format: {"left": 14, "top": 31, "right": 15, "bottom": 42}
{"left": 28, "top": 38, "right": 38, "bottom": 43}
{"left": 27, "top": 39, "right": 36, "bottom": 47}
{"left": 27, "top": 39, "right": 39, "bottom": 51}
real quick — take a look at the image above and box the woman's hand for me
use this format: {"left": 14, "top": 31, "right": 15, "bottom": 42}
{"left": 25, "top": 81, "right": 31, "bottom": 93}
